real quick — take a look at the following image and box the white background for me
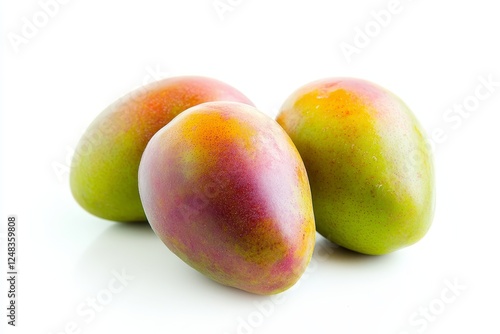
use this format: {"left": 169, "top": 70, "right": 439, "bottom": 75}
{"left": 1, "top": 0, "right": 499, "bottom": 333}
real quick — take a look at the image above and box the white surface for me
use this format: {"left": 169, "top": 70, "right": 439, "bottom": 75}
{"left": 1, "top": 0, "right": 499, "bottom": 333}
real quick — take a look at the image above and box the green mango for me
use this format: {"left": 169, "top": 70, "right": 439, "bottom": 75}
{"left": 277, "top": 78, "right": 435, "bottom": 255}
{"left": 70, "top": 76, "right": 253, "bottom": 221}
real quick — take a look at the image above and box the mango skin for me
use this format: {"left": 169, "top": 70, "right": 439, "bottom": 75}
{"left": 70, "top": 76, "right": 253, "bottom": 222}
{"left": 138, "top": 102, "right": 315, "bottom": 295}
{"left": 277, "top": 78, "right": 435, "bottom": 255}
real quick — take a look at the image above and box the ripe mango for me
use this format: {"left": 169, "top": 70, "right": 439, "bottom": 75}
{"left": 277, "top": 78, "right": 435, "bottom": 255}
{"left": 138, "top": 102, "right": 315, "bottom": 294}
{"left": 70, "top": 76, "right": 253, "bottom": 221}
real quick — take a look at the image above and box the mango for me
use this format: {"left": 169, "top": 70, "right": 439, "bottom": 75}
{"left": 138, "top": 101, "right": 315, "bottom": 294}
{"left": 70, "top": 76, "right": 253, "bottom": 222}
{"left": 277, "top": 78, "right": 434, "bottom": 255}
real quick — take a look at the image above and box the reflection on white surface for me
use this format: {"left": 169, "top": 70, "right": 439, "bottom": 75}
{"left": 73, "top": 224, "right": 405, "bottom": 333}
{"left": 76, "top": 222, "right": 251, "bottom": 300}
{"left": 74, "top": 222, "right": 312, "bottom": 333}
{"left": 3, "top": 0, "right": 500, "bottom": 332}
